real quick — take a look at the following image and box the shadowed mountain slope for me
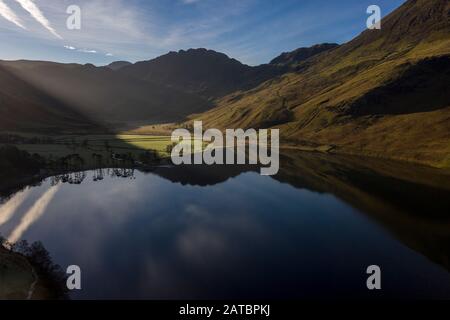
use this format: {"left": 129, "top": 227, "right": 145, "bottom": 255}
{"left": 119, "top": 48, "right": 287, "bottom": 100}
{"left": 270, "top": 43, "right": 339, "bottom": 66}
{"left": 0, "top": 65, "right": 97, "bottom": 133}
{"left": 120, "top": 46, "right": 340, "bottom": 101}
{"left": 0, "top": 45, "right": 344, "bottom": 133}
{"left": 0, "top": 60, "right": 210, "bottom": 127}
{"left": 106, "top": 61, "right": 132, "bottom": 71}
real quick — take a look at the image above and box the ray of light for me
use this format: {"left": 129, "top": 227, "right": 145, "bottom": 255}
{"left": 8, "top": 185, "right": 60, "bottom": 244}
{"left": 0, "top": 189, "right": 30, "bottom": 227}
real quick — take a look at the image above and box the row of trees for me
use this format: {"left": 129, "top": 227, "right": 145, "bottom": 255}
{"left": 1, "top": 236, "right": 69, "bottom": 299}
{"left": 0, "top": 145, "right": 45, "bottom": 178}
{"left": 0, "top": 134, "right": 57, "bottom": 145}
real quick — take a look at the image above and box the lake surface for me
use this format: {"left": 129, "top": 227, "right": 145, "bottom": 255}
{"left": 1, "top": 151, "right": 450, "bottom": 299}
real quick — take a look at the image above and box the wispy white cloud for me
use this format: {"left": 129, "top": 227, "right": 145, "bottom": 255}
{"left": 53, "top": 0, "right": 150, "bottom": 59}
{"left": 14, "top": 0, "right": 62, "bottom": 39}
{"left": 78, "top": 48, "right": 97, "bottom": 54}
{"left": 182, "top": 0, "right": 201, "bottom": 4}
{"left": 1, "top": 0, "right": 256, "bottom": 63}
{"left": 0, "top": 0, "right": 25, "bottom": 29}
{"left": 65, "top": 44, "right": 114, "bottom": 56}
{"left": 2, "top": 0, "right": 368, "bottom": 65}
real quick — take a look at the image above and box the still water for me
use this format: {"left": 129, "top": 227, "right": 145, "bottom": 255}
{"left": 1, "top": 151, "right": 450, "bottom": 299}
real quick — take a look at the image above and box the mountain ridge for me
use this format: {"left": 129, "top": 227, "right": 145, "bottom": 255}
{"left": 191, "top": 0, "right": 450, "bottom": 168}
{"left": 119, "top": 46, "right": 341, "bottom": 100}
{"left": 0, "top": 43, "right": 339, "bottom": 132}
{"left": 0, "top": 59, "right": 211, "bottom": 128}
{"left": 119, "top": 48, "right": 285, "bottom": 100}
{"left": 270, "top": 43, "right": 339, "bottom": 66}
{"left": 106, "top": 61, "right": 132, "bottom": 71}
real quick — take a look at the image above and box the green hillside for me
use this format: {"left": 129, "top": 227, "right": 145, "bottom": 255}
{"left": 193, "top": 0, "right": 450, "bottom": 168}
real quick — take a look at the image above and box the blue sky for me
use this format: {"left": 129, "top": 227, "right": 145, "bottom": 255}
{"left": 0, "top": 0, "right": 405, "bottom": 66}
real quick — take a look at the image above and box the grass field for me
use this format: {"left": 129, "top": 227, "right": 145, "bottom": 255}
{"left": 0, "top": 133, "right": 207, "bottom": 169}
{"left": 0, "top": 134, "right": 177, "bottom": 169}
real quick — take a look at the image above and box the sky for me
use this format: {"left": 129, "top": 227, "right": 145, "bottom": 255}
{"left": 0, "top": 0, "right": 405, "bottom": 66}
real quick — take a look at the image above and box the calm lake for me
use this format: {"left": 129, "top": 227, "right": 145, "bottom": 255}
{"left": 1, "top": 151, "right": 450, "bottom": 299}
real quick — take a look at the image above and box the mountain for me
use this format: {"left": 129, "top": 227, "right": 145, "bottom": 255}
{"left": 120, "top": 48, "right": 286, "bottom": 100}
{"left": 193, "top": 0, "right": 450, "bottom": 168}
{"left": 120, "top": 45, "right": 337, "bottom": 100}
{"left": 0, "top": 60, "right": 210, "bottom": 128}
{"left": 0, "top": 45, "right": 343, "bottom": 133}
{"left": 106, "top": 61, "right": 132, "bottom": 71}
{"left": 270, "top": 43, "right": 339, "bottom": 66}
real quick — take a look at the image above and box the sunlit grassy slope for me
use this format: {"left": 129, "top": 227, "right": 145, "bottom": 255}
{"left": 193, "top": 0, "right": 450, "bottom": 168}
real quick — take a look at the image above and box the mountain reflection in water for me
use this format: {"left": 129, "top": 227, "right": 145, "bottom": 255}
{"left": 0, "top": 150, "right": 450, "bottom": 299}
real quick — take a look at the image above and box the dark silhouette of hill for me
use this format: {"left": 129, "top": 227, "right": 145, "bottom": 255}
{"left": 0, "top": 60, "right": 210, "bottom": 127}
{"left": 106, "top": 61, "right": 132, "bottom": 71}
{"left": 115, "top": 45, "right": 339, "bottom": 101}
{"left": 151, "top": 163, "right": 258, "bottom": 186}
{"left": 270, "top": 43, "right": 339, "bottom": 66}
{"left": 0, "top": 65, "right": 97, "bottom": 133}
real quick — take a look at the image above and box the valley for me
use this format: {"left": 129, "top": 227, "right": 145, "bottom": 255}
{"left": 1, "top": 0, "right": 449, "bottom": 302}
{"left": 2, "top": 0, "right": 448, "bottom": 169}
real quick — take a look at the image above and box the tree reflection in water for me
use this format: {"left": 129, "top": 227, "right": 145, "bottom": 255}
{"left": 50, "top": 168, "right": 136, "bottom": 186}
